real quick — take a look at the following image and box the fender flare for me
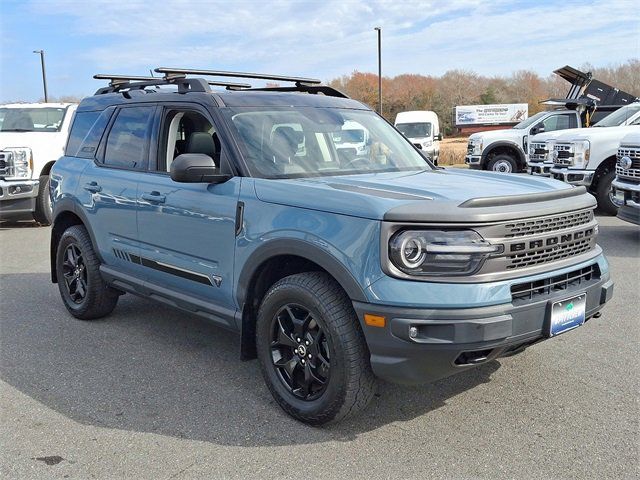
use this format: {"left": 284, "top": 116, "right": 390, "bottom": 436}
{"left": 481, "top": 141, "right": 526, "bottom": 168}
{"left": 50, "top": 198, "right": 103, "bottom": 282}
{"left": 236, "top": 238, "right": 368, "bottom": 309}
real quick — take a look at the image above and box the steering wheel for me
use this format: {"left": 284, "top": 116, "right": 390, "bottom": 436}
{"left": 343, "top": 156, "right": 371, "bottom": 171}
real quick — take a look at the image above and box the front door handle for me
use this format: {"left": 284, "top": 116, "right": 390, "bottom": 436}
{"left": 140, "top": 191, "right": 166, "bottom": 204}
{"left": 83, "top": 182, "right": 102, "bottom": 193}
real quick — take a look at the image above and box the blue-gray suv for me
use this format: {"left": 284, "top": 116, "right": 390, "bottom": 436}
{"left": 50, "top": 69, "right": 614, "bottom": 425}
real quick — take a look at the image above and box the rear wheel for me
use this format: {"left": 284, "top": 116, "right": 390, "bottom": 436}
{"left": 487, "top": 154, "right": 518, "bottom": 173}
{"left": 56, "top": 225, "right": 119, "bottom": 319}
{"left": 256, "top": 272, "right": 376, "bottom": 425}
{"left": 595, "top": 169, "right": 617, "bottom": 215}
{"left": 33, "top": 175, "right": 53, "bottom": 225}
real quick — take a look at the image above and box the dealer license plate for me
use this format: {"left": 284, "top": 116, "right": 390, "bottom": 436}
{"left": 549, "top": 293, "right": 586, "bottom": 337}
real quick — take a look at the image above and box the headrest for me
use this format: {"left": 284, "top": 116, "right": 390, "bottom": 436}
{"left": 271, "top": 126, "right": 299, "bottom": 162}
{"left": 186, "top": 132, "right": 216, "bottom": 159}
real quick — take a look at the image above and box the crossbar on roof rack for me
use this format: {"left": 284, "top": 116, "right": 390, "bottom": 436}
{"left": 94, "top": 74, "right": 162, "bottom": 86}
{"left": 155, "top": 67, "right": 322, "bottom": 85}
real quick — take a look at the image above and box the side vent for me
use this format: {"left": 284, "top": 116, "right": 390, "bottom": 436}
{"left": 113, "top": 248, "right": 131, "bottom": 262}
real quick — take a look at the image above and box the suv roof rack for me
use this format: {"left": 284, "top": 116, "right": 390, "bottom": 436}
{"left": 155, "top": 67, "right": 322, "bottom": 86}
{"left": 93, "top": 69, "right": 349, "bottom": 98}
{"left": 93, "top": 74, "right": 252, "bottom": 95}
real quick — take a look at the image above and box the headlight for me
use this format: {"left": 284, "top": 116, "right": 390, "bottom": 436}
{"left": 389, "top": 230, "right": 502, "bottom": 276}
{"left": 571, "top": 140, "right": 590, "bottom": 168}
{"left": 470, "top": 139, "right": 482, "bottom": 155}
{"left": 4, "top": 147, "right": 33, "bottom": 179}
{"left": 423, "top": 139, "right": 433, "bottom": 148}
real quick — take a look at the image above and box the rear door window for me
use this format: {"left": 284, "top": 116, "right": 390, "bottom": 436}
{"left": 103, "top": 106, "right": 156, "bottom": 170}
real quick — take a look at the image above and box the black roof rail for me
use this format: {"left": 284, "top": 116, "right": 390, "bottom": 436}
{"left": 155, "top": 67, "right": 322, "bottom": 86}
{"left": 245, "top": 85, "right": 349, "bottom": 98}
{"left": 93, "top": 75, "right": 252, "bottom": 95}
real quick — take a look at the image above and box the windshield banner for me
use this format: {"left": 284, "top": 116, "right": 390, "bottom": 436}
{"left": 455, "top": 103, "right": 528, "bottom": 126}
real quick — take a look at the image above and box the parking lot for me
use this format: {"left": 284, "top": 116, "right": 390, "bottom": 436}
{"left": 0, "top": 215, "right": 638, "bottom": 479}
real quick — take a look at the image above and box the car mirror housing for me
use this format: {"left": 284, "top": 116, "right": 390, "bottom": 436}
{"left": 170, "top": 154, "right": 231, "bottom": 184}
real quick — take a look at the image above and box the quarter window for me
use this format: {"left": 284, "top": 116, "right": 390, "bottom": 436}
{"left": 103, "top": 106, "right": 155, "bottom": 169}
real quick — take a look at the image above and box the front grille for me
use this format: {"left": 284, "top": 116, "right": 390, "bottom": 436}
{"left": 529, "top": 142, "right": 547, "bottom": 161}
{"left": 504, "top": 209, "right": 593, "bottom": 237}
{"left": 553, "top": 144, "right": 573, "bottom": 166}
{"left": 616, "top": 146, "right": 640, "bottom": 180}
{"left": 506, "top": 238, "right": 592, "bottom": 269}
{"left": 0, "top": 151, "right": 14, "bottom": 178}
{"left": 473, "top": 208, "right": 599, "bottom": 274}
{"left": 511, "top": 264, "right": 600, "bottom": 304}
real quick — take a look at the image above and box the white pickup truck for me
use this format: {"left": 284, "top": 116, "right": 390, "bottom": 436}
{"left": 0, "top": 103, "right": 77, "bottom": 224}
{"left": 528, "top": 102, "right": 640, "bottom": 176}
{"left": 612, "top": 131, "right": 640, "bottom": 225}
{"left": 465, "top": 109, "right": 582, "bottom": 173}
{"left": 550, "top": 124, "right": 640, "bottom": 214}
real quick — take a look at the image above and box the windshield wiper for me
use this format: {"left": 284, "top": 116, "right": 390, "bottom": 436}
{"left": 1, "top": 129, "right": 33, "bottom": 132}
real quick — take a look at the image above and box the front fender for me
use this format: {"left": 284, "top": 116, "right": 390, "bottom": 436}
{"left": 482, "top": 140, "right": 526, "bottom": 167}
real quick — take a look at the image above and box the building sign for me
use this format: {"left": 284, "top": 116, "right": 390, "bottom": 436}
{"left": 455, "top": 103, "right": 528, "bottom": 126}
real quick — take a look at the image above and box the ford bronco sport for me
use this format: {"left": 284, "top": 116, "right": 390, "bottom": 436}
{"left": 50, "top": 69, "right": 614, "bottom": 425}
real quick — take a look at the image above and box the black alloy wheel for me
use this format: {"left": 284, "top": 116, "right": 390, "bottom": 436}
{"left": 62, "top": 243, "right": 88, "bottom": 304}
{"left": 270, "top": 303, "right": 331, "bottom": 401}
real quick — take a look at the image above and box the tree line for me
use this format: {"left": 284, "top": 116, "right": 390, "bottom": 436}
{"left": 329, "top": 59, "right": 640, "bottom": 135}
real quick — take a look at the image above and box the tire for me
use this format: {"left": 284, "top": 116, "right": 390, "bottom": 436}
{"left": 33, "top": 175, "right": 53, "bottom": 225}
{"left": 487, "top": 154, "right": 518, "bottom": 173}
{"left": 56, "top": 225, "right": 119, "bottom": 320}
{"left": 595, "top": 169, "right": 617, "bottom": 215}
{"left": 256, "top": 272, "right": 376, "bottom": 425}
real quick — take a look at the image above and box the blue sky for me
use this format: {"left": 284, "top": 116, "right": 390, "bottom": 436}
{"left": 1, "top": 0, "right": 638, "bottom": 102}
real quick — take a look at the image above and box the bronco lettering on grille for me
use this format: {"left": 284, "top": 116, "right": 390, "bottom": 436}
{"left": 509, "top": 227, "right": 595, "bottom": 252}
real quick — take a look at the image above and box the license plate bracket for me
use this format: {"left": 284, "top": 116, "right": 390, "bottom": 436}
{"left": 548, "top": 293, "right": 586, "bottom": 337}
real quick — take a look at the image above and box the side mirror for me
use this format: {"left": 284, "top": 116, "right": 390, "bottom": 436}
{"left": 531, "top": 124, "right": 545, "bottom": 136}
{"left": 170, "top": 154, "right": 231, "bottom": 184}
{"left": 436, "top": 133, "right": 443, "bottom": 141}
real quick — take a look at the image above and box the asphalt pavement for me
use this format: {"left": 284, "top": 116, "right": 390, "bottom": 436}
{"left": 0, "top": 215, "right": 638, "bottom": 479}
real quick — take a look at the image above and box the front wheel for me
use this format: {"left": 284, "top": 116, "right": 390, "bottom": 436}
{"left": 256, "top": 272, "right": 376, "bottom": 425}
{"left": 595, "top": 169, "right": 617, "bottom": 215}
{"left": 56, "top": 225, "right": 119, "bottom": 319}
{"left": 33, "top": 175, "right": 53, "bottom": 225}
{"left": 487, "top": 154, "right": 518, "bottom": 173}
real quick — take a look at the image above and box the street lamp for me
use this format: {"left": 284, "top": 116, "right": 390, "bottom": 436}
{"left": 374, "top": 27, "right": 382, "bottom": 115}
{"left": 33, "top": 50, "right": 49, "bottom": 102}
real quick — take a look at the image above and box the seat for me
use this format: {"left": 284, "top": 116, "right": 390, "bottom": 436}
{"left": 185, "top": 132, "right": 219, "bottom": 167}
{"left": 270, "top": 126, "right": 299, "bottom": 163}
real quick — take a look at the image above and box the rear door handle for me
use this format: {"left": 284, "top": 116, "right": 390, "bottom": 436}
{"left": 140, "top": 191, "right": 166, "bottom": 204}
{"left": 83, "top": 182, "right": 102, "bottom": 193}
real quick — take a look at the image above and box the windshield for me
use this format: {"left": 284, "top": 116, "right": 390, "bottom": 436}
{"left": 0, "top": 107, "right": 67, "bottom": 132}
{"left": 512, "top": 111, "right": 548, "bottom": 129}
{"left": 224, "top": 107, "right": 431, "bottom": 179}
{"left": 396, "top": 122, "right": 432, "bottom": 138}
{"left": 593, "top": 104, "right": 640, "bottom": 127}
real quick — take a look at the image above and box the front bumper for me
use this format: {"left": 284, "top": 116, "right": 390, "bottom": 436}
{"left": 353, "top": 267, "right": 613, "bottom": 385}
{"left": 465, "top": 155, "right": 481, "bottom": 169}
{"left": 612, "top": 178, "right": 640, "bottom": 225}
{"left": 550, "top": 167, "right": 594, "bottom": 187}
{"left": 528, "top": 162, "right": 552, "bottom": 177}
{"left": 0, "top": 178, "right": 39, "bottom": 218}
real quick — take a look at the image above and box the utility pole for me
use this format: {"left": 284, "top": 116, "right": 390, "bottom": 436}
{"left": 33, "top": 50, "right": 49, "bottom": 102}
{"left": 374, "top": 27, "right": 382, "bottom": 115}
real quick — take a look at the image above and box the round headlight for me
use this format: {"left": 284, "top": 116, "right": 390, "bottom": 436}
{"left": 400, "top": 235, "right": 426, "bottom": 268}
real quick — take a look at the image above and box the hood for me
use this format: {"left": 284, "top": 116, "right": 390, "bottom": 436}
{"left": 469, "top": 128, "right": 522, "bottom": 143}
{"left": 530, "top": 129, "right": 581, "bottom": 143}
{"left": 253, "top": 168, "right": 586, "bottom": 222}
{"left": 0, "top": 131, "right": 66, "bottom": 164}
{"left": 554, "top": 125, "right": 640, "bottom": 143}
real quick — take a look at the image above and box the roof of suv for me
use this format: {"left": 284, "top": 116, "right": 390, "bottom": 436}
{"left": 77, "top": 88, "right": 368, "bottom": 112}
{"left": 80, "top": 69, "right": 369, "bottom": 112}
